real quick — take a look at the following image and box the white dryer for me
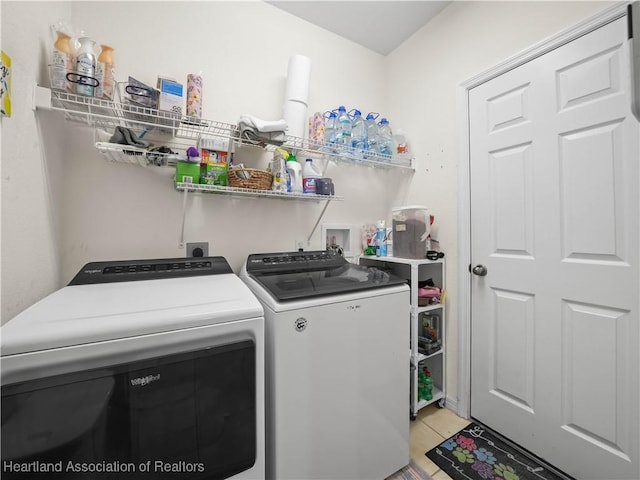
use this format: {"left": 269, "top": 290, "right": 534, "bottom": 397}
{"left": 1, "top": 257, "right": 265, "bottom": 480}
{"left": 241, "top": 250, "right": 410, "bottom": 480}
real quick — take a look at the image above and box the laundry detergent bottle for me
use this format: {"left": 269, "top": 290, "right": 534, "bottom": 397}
{"left": 286, "top": 153, "right": 303, "bottom": 193}
{"left": 302, "top": 158, "right": 321, "bottom": 194}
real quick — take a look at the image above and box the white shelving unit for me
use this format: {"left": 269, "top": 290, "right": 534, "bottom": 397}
{"left": 358, "top": 255, "right": 446, "bottom": 419}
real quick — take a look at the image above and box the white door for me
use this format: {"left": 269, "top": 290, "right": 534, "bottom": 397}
{"left": 469, "top": 17, "right": 639, "bottom": 480}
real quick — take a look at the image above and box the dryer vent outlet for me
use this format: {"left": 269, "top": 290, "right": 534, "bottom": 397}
{"left": 186, "top": 242, "right": 209, "bottom": 258}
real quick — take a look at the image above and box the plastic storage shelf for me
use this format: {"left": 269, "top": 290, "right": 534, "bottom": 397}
{"left": 358, "top": 255, "right": 446, "bottom": 419}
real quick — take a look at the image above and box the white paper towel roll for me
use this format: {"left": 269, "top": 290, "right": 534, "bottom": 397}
{"left": 285, "top": 54, "right": 311, "bottom": 103}
{"left": 283, "top": 99, "right": 308, "bottom": 139}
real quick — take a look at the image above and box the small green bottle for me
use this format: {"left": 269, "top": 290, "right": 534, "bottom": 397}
{"left": 418, "top": 369, "right": 428, "bottom": 400}
{"left": 424, "top": 368, "right": 433, "bottom": 401}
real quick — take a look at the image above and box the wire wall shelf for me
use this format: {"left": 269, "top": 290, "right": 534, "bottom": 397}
{"left": 34, "top": 86, "right": 414, "bottom": 170}
{"left": 175, "top": 182, "right": 344, "bottom": 201}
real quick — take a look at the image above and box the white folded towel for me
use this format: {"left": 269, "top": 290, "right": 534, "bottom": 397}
{"left": 239, "top": 114, "right": 288, "bottom": 133}
{"left": 239, "top": 124, "right": 286, "bottom": 146}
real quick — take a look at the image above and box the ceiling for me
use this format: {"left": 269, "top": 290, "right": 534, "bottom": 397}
{"left": 265, "top": 1, "right": 452, "bottom": 56}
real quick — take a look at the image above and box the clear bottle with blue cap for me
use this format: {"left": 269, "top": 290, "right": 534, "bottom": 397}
{"left": 349, "top": 109, "right": 366, "bottom": 159}
{"left": 335, "top": 106, "right": 352, "bottom": 153}
{"left": 365, "top": 112, "right": 380, "bottom": 157}
{"left": 324, "top": 110, "right": 338, "bottom": 153}
{"left": 378, "top": 117, "right": 393, "bottom": 159}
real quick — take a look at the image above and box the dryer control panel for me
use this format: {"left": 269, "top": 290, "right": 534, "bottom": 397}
{"left": 69, "top": 256, "right": 233, "bottom": 285}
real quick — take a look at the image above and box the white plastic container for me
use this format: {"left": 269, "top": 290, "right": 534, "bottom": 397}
{"left": 287, "top": 154, "right": 303, "bottom": 193}
{"left": 302, "top": 158, "right": 321, "bottom": 194}
{"left": 392, "top": 206, "right": 430, "bottom": 259}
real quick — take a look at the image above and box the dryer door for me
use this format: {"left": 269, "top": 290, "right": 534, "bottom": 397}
{"left": 2, "top": 339, "right": 257, "bottom": 479}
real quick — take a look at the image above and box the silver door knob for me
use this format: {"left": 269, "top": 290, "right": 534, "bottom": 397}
{"left": 472, "top": 264, "right": 488, "bottom": 276}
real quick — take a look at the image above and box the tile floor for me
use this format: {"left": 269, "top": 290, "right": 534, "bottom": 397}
{"left": 409, "top": 404, "right": 471, "bottom": 480}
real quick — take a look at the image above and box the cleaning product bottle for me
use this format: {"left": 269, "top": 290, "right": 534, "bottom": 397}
{"left": 349, "top": 108, "right": 366, "bottom": 159}
{"left": 378, "top": 117, "right": 393, "bottom": 159}
{"left": 51, "top": 30, "right": 73, "bottom": 91}
{"left": 286, "top": 153, "right": 303, "bottom": 193}
{"left": 376, "top": 220, "right": 387, "bottom": 257}
{"left": 302, "top": 158, "right": 321, "bottom": 194}
{"left": 365, "top": 112, "right": 380, "bottom": 157}
{"left": 75, "top": 37, "right": 97, "bottom": 96}
{"left": 95, "top": 44, "right": 115, "bottom": 100}
{"left": 335, "top": 105, "right": 352, "bottom": 153}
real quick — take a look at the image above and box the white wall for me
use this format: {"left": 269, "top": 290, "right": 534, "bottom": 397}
{"left": 1, "top": 1, "right": 405, "bottom": 322}
{"left": 59, "top": 1, "right": 407, "bottom": 282}
{"left": 386, "top": 0, "right": 614, "bottom": 405}
{"left": 1, "top": 1, "right": 72, "bottom": 323}
{"left": 0, "top": 1, "right": 615, "bottom": 408}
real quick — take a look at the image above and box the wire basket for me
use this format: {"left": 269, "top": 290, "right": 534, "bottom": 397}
{"left": 227, "top": 168, "right": 273, "bottom": 190}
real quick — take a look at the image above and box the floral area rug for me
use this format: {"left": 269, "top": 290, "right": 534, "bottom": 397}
{"left": 425, "top": 423, "right": 572, "bottom": 480}
{"left": 386, "top": 460, "right": 432, "bottom": 480}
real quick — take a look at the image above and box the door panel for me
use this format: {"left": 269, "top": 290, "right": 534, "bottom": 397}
{"left": 491, "top": 289, "right": 536, "bottom": 411}
{"left": 470, "top": 17, "right": 639, "bottom": 480}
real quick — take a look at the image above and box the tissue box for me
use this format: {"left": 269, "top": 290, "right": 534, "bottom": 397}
{"left": 157, "top": 76, "right": 184, "bottom": 115}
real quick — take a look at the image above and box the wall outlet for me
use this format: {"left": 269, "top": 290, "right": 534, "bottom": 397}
{"left": 186, "top": 242, "right": 209, "bottom": 258}
{"left": 295, "top": 239, "right": 306, "bottom": 251}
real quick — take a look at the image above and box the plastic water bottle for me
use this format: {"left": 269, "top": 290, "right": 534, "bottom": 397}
{"left": 324, "top": 110, "right": 337, "bottom": 153}
{"left": 378, "top": 117, "right": 393, "bottom": 159}
{"left": 335, "top": 106, "right": 352, "bottom": 153}
{"left": 349, "top": 109, "right": 366, "bottom": 158}
{"left": 365, "top": 112, "right": 379, "bottom": 157}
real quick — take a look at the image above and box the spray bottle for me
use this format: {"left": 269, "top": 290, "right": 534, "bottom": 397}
{"left": 75, "top": 37, "right": 97, "bottom": 96}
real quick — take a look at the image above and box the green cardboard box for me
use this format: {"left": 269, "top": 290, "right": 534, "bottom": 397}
{"left": 175, "top": 161, "right": 200, "bottom": 184}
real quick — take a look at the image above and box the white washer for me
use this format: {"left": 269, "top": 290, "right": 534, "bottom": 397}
{"left": 240, "top": 250, "right": 410, "bottom": 480}
{"left": 1, "top": 257, "right": 265, "bottom": 480}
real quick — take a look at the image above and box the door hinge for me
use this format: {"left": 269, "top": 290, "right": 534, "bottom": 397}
{"left": 630, "top": 1, "right": 640, "bottom": 121}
